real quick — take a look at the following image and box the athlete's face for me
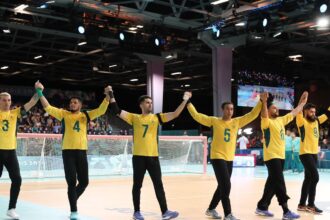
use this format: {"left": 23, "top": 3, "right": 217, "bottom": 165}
{"left": 304, "top": 108, "right": 317, "bottom": 122}
{"left": 268, "top": 105, "right": 279, "bottom": 118}
{"left": 69, "top": 98, "right": 82, "bottom": 113}
{"left": 222, "top": 104, "right": 234, "bottom": 119}
{"left": 140, "top": 98, "right": 153, "bottom": 114}
{"left": 0, "top": 95, "right": 11, "bottom": 111}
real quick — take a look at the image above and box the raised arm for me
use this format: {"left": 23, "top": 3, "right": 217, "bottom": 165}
{"left": 238, "top": 95, "right": 263, "bottom": 128}
{"left": 318, "top": 107, "right": 330, "bottom": 124}
{"left": 162, "top": 91, "right": 191, "bottom": 122}
{"left": 186, "top": 92, "right": 212, "bottom": 127}
{"left": 87, "top": 86, "right": 110, "bottom": 120}
{"left": 291, "top": 91, "right": 308, "bottom": 117}
{"left": 260, "top": 92, "right": 269, "bottom": 119}
{"left": 35, "top": 81, "right": 63, "bottom": 121}
{"left": 107, "top": 86, "right": 133, "bottom": 125}
{"left": 23, "top": 93, "right": 39, "bottom": 112}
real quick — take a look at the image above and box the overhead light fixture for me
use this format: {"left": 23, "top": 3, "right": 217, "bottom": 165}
{"left": 320, "top": 4, "right": 328, "bottom": 13}
{"left": 273, "top": 32, "right": 282, "bottom": 37}
{"left": 119, "top": 32, "right": 125, "bottom": 41}
{"left": 1, "top": 66, "right": 9, "bottom": 70}
{"left": 3, "top": 29, "right": 10, "bottom": 34}
{"left": 231, "top": 78, "right": 235, "bottom": 82}
{"left": 38, "top": 4, "right": 47, "bottom": 9}
{"left": 316, "top": 17, "right": 329, "bottom": 27}
{"left": 212, "top": 25, "right": 221, "bottom": 39}
{"left": 14, "top": 4, "right": 28, "bottom": 12}
{"left": 171, "top": 72, "right": 182, "bottom": 76}
{"left": 211, "top": 0, "right": 229, "bottom": 5}
{"left": 288, "top": 54, "right": 303, "bottom": 62}
{"left": 136, "top": 25, "right": 144, "bottom": 28}
{"left": 34, "top": 55, "right": 42, "bottom": 59}
{"left": 130, "top": 78, "right": 138, "bottom": 82}
{"left": 46, "top": 0, "right": 55, "bottom": 3}
{"left": 235, "top": 22, "right": 246, "bottom": 27}
{"left": 166, "top": 55, "right": 173, "bottom": 59}
{"left": 78, "top": 41, "right": 87, "bottom": 46}
{"left": 109, "top": 64, "right": 117, "bottom": 68}
{"left": 78, "top": 26, "right": 85, "bottom": 34}
{"left": 262, "top": 18, "right": 268, "bottom": 27}
{"left": 316, "top": 0, "right": 329, "bottom": 14}
{"left": 154, "top": 38, "right": 160, "bottom": 46}
{"left": 129, "top": 27, "right": 138, "bottom": 31}
{"left": 184, "top": 84, "right": 190, "bottom": 87}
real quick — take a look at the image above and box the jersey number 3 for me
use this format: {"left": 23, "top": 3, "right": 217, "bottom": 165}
{"left": 1, "top": 120, "right": 9, "bottom": 132}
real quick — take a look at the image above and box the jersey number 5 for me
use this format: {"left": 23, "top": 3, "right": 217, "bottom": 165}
{"left": 224, "top": 128, "right": 230, "bottom": 142}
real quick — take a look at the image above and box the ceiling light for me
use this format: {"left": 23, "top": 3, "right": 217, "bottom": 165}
{"left": 235, "top": 22, "right": 246, "bottom": 27}
{"left": 136, "top": 25, "right": 144, "bottom": 28}
{"left": 78, "top": 26, "right": 85, "bottom": 34}
{"left": 109, "top": 64, "right": 117, "bottom": 68}
{"left": 211, "top": 0, "right": 229, "bottom": 5}
{"left": 320, "top": 4, "right": 328, "bottom": 13}
{"left": 78, "top": 41, "right": 87, "bottom": 46}
{"left": 34, "top": 55, "right": 42, "bottom": 59}
{"left": 129, "top": 27, "right": 138, "bottom": 31}
{"left": 1, "top": 66, "right": 9, "bottom": 70}
{"left": 14, "top": 4, "right": 28, "bottom": 12}
{"left": 317, "top": 17, "right": 329, "bottom": 27}
{"left": 3, "top": 29, "right": 10, "bottom": 34}
{"left": 130, "top": 78, "right": 138, "bottom": 82}
{"left": 273, "top": 32, "right": 282, "bottom": 37}
{"left": 171, "top": 72, "right": 182, "bottom": 76}
{"left": 184, "top": 84, "right": 190, "bottom": 87}
{"left": 166, "top": 55, "right": 173, "bottom": 59}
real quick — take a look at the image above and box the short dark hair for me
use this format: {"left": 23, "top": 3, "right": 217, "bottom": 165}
{"left": 267, "top": 93, "right": 274, "bottom": 108}
{"left": 221, "top": 102, "right": 233, "bottom": 110}
{"left": 138, "top": 95, "right": 152, "bottom": 104}
{"left": 69, "top": 96, "right": 82, "bottom": 103}
{"left": 303, "top": 103, "right": 316, "bottom": 111}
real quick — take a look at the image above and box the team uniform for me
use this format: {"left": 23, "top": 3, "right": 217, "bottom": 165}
{"left": 0, "top": 108, "right": 23, "bottom": 210}
{"left": 296, "top": 113, "right": 328, "bottom": 209}
{"left": 44, "top": 99, "right": 109, "bottom": 212}
{"left": 257, "top": 113, "right": 294, "bottom": 213}
{"left": 187, "top": 101, "right": 262, "bottom": 217}
{"left": 121, "top": 112, "right": 170, "bottom": 215}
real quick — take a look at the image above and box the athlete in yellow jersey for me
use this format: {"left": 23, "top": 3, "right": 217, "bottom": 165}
{"left": 108, "top": 86, "right": 190, "bottom": 220}
{"left": 187, "top": 92, "right": 264, "bottom": 220}
{"left": 256, "top": 92, "right": 308, "bottom": 220}
{"left": 0, "top": 83, "right": 40, "bottom": 219}
{"left": 296, "top": 103, "right": 329, "bottom": 214}
{"left": 35, "top": 81, "right": 110, "bottom": 220}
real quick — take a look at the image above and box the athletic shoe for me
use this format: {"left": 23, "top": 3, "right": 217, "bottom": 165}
{"left": 297, "top": 205, "right": 307, "bottom": 211}
{"left": 205, "top": 209, "right": 222, "bottom": 219}
{"left": 70, "top": 212, "right": 79, "bottom": 220}
{"left": 7, "top": 209, "right": 19, "bottom": 219}
{"left": 283, "top": 210, "right": 300, "bottom": 220}
{"left": 255, "top": 208, "right": 274, "bottom": 217}
{"left": 224, "top": 213, "right": 240, "bottom": 220}
{"left": 133, "top": 211, "right": 144, "bottom": 220}
{"left": 162, "top": 210, "right": 179, "bottom": 220}
{"left": 306, "top": 205, "right": 323, "bottom": 214}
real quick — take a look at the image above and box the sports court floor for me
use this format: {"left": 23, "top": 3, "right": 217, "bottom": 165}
{"left": 1, "top": 166, "right": 330, "bottom": 220}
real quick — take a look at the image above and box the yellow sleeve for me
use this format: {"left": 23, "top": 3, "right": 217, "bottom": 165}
{"left": 238, "top": 101, "right": 262, "bottom": 128}
{"left": 187, "top": 103, "right": 212, "bottom": 127}
{"left": 296, "top": 112, "right": 304, "bottom": 127}
{"left": 122, "top": 112, "right": 135, "bottom": 125}
{"left": 280, "top": 113, "right": 294, "bottom": 125}
{"left": 261, "top": 117, "right": 270, "bottom": 129}
{"left": 45, "top": 105, "right": 64, "bottom": 121}
{"left": 318, "top": 114, "right": 328, "bottom": 124}
{"left": 87, "top": 98, "right": 110, "bottom": 120}
{"left": 13, "top": 107, "right": 21, "bottom": 119}
{"left": 158, "top": 113, "right": 169, "bottom": 124}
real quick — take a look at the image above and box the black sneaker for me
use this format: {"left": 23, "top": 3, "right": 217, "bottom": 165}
{"left": 306, "top": 205, "right": 323, "bottom": 214}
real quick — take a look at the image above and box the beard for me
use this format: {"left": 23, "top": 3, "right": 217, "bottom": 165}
{"left": 306, "top": 115, "right": 317, "bottom": 122}
{"left": 270, "top": 112, "right": 279, "bottom": 118}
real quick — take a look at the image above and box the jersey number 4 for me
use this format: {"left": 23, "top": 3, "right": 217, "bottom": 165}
{"left": 1, "top": 120, "right": 9, "bottom": 132}
{"left": 73, "top": 121, "right": 80, "bottom": 132}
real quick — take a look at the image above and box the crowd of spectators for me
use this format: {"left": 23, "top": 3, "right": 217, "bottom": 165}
{"left": 236, "top": 70, "right": 294, "bottom": 87}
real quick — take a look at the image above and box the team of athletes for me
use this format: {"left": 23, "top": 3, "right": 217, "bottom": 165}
{"left": 0, "top": 81, "right": 329, "bottom": 220}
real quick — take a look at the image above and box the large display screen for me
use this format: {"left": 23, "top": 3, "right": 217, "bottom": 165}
{"left": 237, "top": 85, "right": 294, "bottom": 110}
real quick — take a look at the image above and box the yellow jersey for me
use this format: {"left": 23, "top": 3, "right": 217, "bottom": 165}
{"left": 187, "top": 102, "right": 262, "bottom": 161}
{"left": 296, "top": 112, "right": 327, "bottom": 155}
{"left": 0, "top": 108, "right": 21, "bottom": 150}
{"left": 122, "top": 113, "right": 168, "bottom": 156}
{"left": 45, "top": 99, "right": 109, "bottom": 150}
{"left": 262, "top": 113, "right": 294, "bottom": 161}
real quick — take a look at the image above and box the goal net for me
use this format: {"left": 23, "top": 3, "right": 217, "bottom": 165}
{"left": 2, "top": 134, "right": 207, "bottom": 179}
